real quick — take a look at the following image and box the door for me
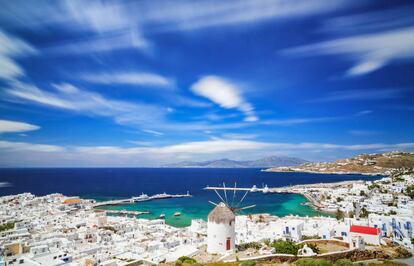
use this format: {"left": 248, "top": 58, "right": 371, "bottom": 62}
{"left": 226, "top": 237, "right": 231, "bottom": 250}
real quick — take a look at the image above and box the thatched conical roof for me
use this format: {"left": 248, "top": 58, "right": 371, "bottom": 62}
{"left": 208, "top": 202, "right": 235, "bottom": 224}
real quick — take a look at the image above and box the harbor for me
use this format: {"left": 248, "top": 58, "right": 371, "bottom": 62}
{"left": 92, "top": 191, "right": 192, "bottom": 207}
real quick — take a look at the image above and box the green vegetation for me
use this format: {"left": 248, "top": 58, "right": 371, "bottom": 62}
{"left": 176, "top": 256, "right": 197, "bottom": 265}
{"left": 240, "top": 261, "right": 256, "bottom": 266}
{"left": 237, "top": 242, "right": 262, "bottom": 251}
{"left": 406, "top": 185, "right": 414, "bottom": 199}
{"left": 295, "top": 258, "right": 331, "bottom": 266}
{"left": 271, "top": 240, "right": 300, "bottom": 255}
{"left": 334, "top": 259, "right": 354, "bottom": 266}
{"left": 0, "top": 222, "right": 15, "bottom": 232}
{"left": 365, "top": 260, "right": 408, "bottom": 266}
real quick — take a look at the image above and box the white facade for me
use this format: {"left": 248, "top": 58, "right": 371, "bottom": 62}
{"left": 207, "top": 203, "right": 235, "bottom": 254}
{"left": 207, "top": 221, "right": 235, "bottom": 254}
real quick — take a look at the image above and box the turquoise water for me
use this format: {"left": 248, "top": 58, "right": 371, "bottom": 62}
{"left": 0, "top": 168, "right": 378, "bottom": 227}
{"left": 95, "top": 193, "right": 327, "bottom": 227}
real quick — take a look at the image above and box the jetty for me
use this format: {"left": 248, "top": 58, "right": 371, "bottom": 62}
{"left": 104, "top": 210, "right": 150, "bottom": 216}
{"left": 93, "top": 191, "right": 191, "bottom": 207}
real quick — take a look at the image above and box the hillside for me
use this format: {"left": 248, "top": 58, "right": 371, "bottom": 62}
{"left": 163, "top": 156, "right": 307, "bottom": 168}
{"left": 265, "top": 151, "right": 414, "bottom": 175}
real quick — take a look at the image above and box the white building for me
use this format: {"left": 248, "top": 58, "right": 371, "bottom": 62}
{"left": 207, "top": 203, "right": 235, "bottom": 254}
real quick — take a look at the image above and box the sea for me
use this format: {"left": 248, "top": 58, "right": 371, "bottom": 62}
{"left": 0, "top": 168, "right": 380, "bottom": 227}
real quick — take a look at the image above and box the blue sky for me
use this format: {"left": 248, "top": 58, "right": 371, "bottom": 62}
{"left": 0, "top": 0, "right": 414, "bottom": 166}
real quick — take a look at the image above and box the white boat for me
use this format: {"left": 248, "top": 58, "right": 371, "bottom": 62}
{"left": 262, "top": 184, "right": 269, "bottom": 194}
{"left": 159, "top": 214, "right": 165, "bottom": 219}
{"left": 250, "top": 185, "right": 259, "bottom": 192}
{"left": 174, "top": 212, "right": 181, "bottom": 217}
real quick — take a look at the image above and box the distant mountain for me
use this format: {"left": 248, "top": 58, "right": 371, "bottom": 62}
{"left": 163, "top": 156, "right": 308, "bottom": 168}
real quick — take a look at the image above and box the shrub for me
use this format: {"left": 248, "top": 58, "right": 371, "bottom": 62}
{"left": 238, "top": 242, "right": 261, "bottom": 251}
{"left": 271, "top": 240, "right": 300, "bottom": 255}
{"left": 0, "top": 222, "right": 15, "bottom": 232}
{"left": 176, "top": 256, "right": 197, "bottom": 265}
{"left": 296, "top": 258, "right": 332, "bottom": 266}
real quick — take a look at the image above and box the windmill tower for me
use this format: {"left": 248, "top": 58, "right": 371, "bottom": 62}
{"left": 205, "top": 183, "right": 255, "bottom": 254}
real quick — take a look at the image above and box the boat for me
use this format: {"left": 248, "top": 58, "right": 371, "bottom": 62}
{"left": 174, "top": 212, "right": 181, "bottom": 217}
{"left": 250, "top": 185, "right": 259, "bottom": 192}
{"left": 262, "top": 184, "right": 269, "bottom": 194}
{"left": 159, "top": 214, "right": 165, "bottom": 219}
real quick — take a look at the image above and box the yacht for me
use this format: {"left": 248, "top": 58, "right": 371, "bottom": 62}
{"left": 250, "top": 185, "right": 259, "bottom": 192}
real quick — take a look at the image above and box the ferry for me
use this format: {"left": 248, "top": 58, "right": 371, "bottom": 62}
{"left": 174, "top": 212, "right": 181, "bottom": 217}
{"left": 262, "top": 184, "right": 269, "bottom": 194}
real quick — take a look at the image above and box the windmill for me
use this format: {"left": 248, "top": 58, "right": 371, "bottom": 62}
{"left": 205, "top": 182, "right": 255, "bottom": 254}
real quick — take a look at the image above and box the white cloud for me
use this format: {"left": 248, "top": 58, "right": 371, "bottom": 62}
{"left": 191, "top": 76, "right": 258, "bottom": 122}
{"left": 142, "top": 129, "right": 164, "bottom": 136}
{"left": 5, "top": 82, "right": 166, "bottom": 128}
{"left": 309, "top": 88, "right": 401, "bottom": 103}
{"left": 0, "top": 140, "right": 63, "bottom": 152}
{"left": 141, "top": 0, "right": 354, "bottom": 32}
{"left": 283, "top": 26, "right": 414, "bottom": 76}
{"left": 0, "top": 120, "right": 40, "bottom": 133}
{"left": 1, "top": 139, "right": 414, "bottom": 166}
{"left": 46, "top": 30, "right": 149, "bottom": 55}
{"left": 81, "top": 72, "right": 173, "bottom": 88}
{"left": 0, "top": 30, "right": 36, "bottom": 80}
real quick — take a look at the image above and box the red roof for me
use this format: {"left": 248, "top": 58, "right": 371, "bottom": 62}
{"left": 350, "top": 225, "right": 380, "bottom": 235}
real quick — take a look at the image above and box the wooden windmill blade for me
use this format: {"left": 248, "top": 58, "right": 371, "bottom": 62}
{"left": 235, "top": 204, "right": 256, "bottom": 212}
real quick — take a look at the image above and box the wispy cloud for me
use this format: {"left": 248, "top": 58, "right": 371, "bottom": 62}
{"left": 262, "top": 117, "right": 338, "bottom": 126}
{"left": 309, "top": 88, "right": 401, "bottom": 103}
{"left": 283, "top": 25, "right": 414, "bottom": 76}
{"left": 349, "top": 130, "right": 379, "bottom": 136}
{"left": 142, "top": 129, "right": 164, "bottom": 136}
{"left": 191, "top": 76, "right": 258, "bottom": 122}
{"left": 141, "top": 0, "right": 355, "bottom": 32}
{"left": 2, "top": 139, "right": 414, "bottom": 166}
{"left": 81, "top": 71, "right": 174, "bottom": 88}
{"left": 0, "top": 119, "right": 40, "bottom": 133}
{"left": 0, "top": 30, "right": 36, "bottom": 80}
{"left": 0, "top": 140, "right": 63, "bottom": 152}
{"left": 5, "top": 82, "right": 166, "bottom": 128}
{"left": 0, "top": 0, "right": 355, "bottom": 56}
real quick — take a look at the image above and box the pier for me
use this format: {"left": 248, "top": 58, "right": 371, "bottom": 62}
{"left": 104, "top": 210, "right": 150, "bottom": 216}
{"left": 92, "top": 192, "right": 191, "bottom": 207}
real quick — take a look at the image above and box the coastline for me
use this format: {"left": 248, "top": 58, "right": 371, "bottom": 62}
{"left": 263, "top": 168, "right": 385, "bottom": 176}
